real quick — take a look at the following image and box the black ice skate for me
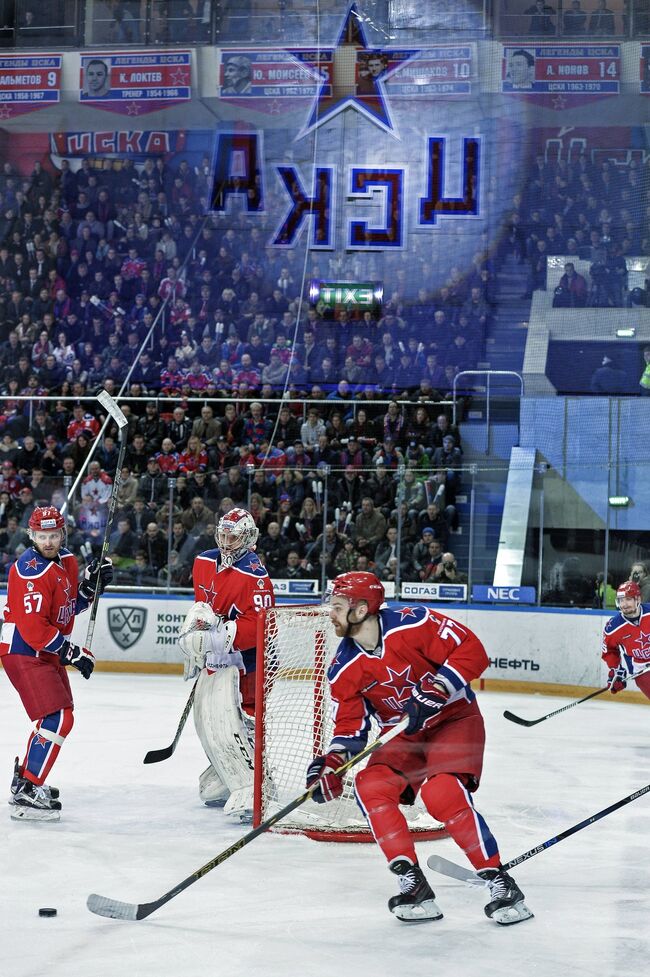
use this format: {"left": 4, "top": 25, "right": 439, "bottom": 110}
{"left": 9, "top": 758, "right": 59, "bottom": 806}
{"left": 388, "top": 858, "right": 443, "bottom": 922}
{"left": 477, "top": 868, "right": 534, "bottom": 925}
{"left": 11, "top": 779, "right": 62, "bottom": 822}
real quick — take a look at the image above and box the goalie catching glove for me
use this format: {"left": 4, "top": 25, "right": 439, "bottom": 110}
{"left": 79, "top": 558, "right": 114, "bottom": 601}
{"left": 179, "top": 601, "right": 240, "bottom": 680}
{"left": 306, "top": 751, "right": 346, "bottom": 804}
{"left": 403, "top": 673, "right": 450, "bottom": 734}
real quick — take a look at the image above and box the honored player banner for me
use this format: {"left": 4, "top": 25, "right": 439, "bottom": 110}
{"left": 219, "top": 49, "right": 332, "bottom": 99}
{"left": 641, "top": 46, "right": 650, "bottom": 93}
{"left": 384, "top": 46, "right": 475, "bottom": 97}
{"left": 79, "top": 51, "right": 191, "bottom": 115}
{"left": 0, "top": 55, "right": 61, "bottom": 118}
{"left": 502, "top": 45, "right": 620, "bottom": 96}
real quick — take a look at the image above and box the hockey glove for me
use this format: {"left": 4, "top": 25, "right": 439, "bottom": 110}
{"left": 306, "top": 751, "right": 345, "bottom": 804}
{"left": 607, "top": 664, "right": 628, "bottom": 694}
{"left": 60, "top": 640, "right": 95, "bottom": 680}
{"left": 79, "top": 558, "right": 114, "bottom": 600}
{"left": 403, "top": 673, "right": 450, "bottom": 735}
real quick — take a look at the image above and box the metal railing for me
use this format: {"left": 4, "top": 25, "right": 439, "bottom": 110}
{"left": 452, "top": 369, "right": 524, "bottom": 451}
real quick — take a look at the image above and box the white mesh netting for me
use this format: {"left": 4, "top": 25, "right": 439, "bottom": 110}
{"left": 255, "top": 604, "right": 444, "bottom": 841}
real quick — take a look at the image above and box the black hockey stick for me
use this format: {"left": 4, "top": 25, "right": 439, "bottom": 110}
{"left": 427, "top": 780, "right": 650, "bottom": 884}
{"left": 143, "top": 680, "right": 197, "bottom": 764}
{"left": 88, "top": 717, "right": 409, "bottom": 920}
{"left": 503, "top": 662, "right": 650, "bottom": 727}
{"left": 84, "top": 391, "right": 129, "bottom": 651}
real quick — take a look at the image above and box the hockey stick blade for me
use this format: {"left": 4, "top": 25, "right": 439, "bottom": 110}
{"left": 143, "top": 681, "right": 197, "bottom": 764}
{"left": 502, "top": 662, "right": 650, "bottom": 727}
{"left": 89, "top": 718, "right": 409, "bottom": 921}
{"left": 97, "top": 390, "right": 128, "bottom": 428}
{"left": 502, "top": 709, "right": 542, "bottom": 727}
{"left": 425, "top": 855, "right": 484, "bottom": 886}
{"left": 428, "top": 780, "right": 650, "bottom": 883}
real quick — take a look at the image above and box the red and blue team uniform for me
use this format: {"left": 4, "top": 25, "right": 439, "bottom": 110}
{"left": 327, "top": 605, "right": 502, "bottom": 871}
{"left": 601, "top": 604, "right": 650, "bottom": 699}
{"left": 192, "top": 548, "right": 275, "bottom": 712}
{"left": 0, "top": 547, "right": 91, "bottom": 786}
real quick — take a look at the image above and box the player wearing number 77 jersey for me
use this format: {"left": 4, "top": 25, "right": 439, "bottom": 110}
{"left": 180, "top": 507, "right": 274, "bottom": 821}
{"left": 601, "top": 581, "right": 650, "bottom": 698}
{"left": 306, "top": 572, "right": 533, "bottom": 925}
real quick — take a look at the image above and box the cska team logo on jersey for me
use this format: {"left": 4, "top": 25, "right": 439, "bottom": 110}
{"left": 108, "top": 606, "right": 148, "bottom": 650}
{"left": 57, "top": 577, "right": 75, "bottom": 627}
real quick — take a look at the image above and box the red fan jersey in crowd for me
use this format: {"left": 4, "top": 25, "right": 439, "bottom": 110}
{"left": 67, "top": 413, "right": 100, "bottom": 441}
{"left": 154, "top": 450, "right": 180, "bottom": 475}
{"left": 178, "top": 447, "right": 208, "bottom": 474}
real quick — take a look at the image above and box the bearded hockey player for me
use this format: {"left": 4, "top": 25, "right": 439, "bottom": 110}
{"left": 0, "top": 506, "right": 112, "bottom": 821}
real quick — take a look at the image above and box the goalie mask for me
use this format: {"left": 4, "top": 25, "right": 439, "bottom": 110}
{"left": 28, "top": 505, "right": 66, "bottom": 556}
{"left": 616, "top": 580, "right": 641, "bottom": 618}
{"left": 216, "top": 508, "right": 259, "bottom": 568}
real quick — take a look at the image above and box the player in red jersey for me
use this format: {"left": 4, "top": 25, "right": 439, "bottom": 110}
{"left": 0, "top": 506, "right": 112, "bottom": 821}
{"left": 178, "top": 507, "right": 275, "bottom": 821}
{"left": 306, "top": 572, "right": 533, "bottom": 925}
{"left": 601, "top": 580, "right": 650, "bottom": 698}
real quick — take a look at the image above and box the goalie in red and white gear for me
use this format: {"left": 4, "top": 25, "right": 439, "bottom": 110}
{"left": 304, "top": 571, "right": 533, "bottom": 925}
{"left": 0, "top": 506, "right": 113, "bottom": 821}
{"left": 179, "top": 507, "right": 274, "bottom": 821}
{"left": 601, "top": 580, "right": 650, "bottom": 698}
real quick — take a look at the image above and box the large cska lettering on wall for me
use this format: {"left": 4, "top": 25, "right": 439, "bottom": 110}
{"left": 209, "top": 131, "right": 481, "bottom": 251}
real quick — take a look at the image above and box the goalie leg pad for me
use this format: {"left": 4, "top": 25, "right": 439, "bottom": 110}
{"left": 199, "top": 764, "right": 229, "bottom": 806}
{"left": 193, "top": 667, "right": 254, "bottom": 815}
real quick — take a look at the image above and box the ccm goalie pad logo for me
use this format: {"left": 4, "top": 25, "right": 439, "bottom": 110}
{"left": 108, "top": 606, "right": 148, "bottom": 649}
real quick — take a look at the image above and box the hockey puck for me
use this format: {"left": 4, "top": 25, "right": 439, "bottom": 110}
{"left": 38, "top": 908, "right": 57, "bottom": 917}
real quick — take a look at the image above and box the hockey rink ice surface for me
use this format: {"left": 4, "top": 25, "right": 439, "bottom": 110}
{"left": 1, "top": 673, "right": 648, "bottom": 977}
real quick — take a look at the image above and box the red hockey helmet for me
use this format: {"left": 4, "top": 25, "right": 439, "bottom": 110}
{"left": 330, "top": 572, "right": 385, "bottom": 615}
{"left": 616, "top": 580, "right": 641, "bottom": 611}
{"left": 28, "top": 506, "right": 65, "bottom": 533}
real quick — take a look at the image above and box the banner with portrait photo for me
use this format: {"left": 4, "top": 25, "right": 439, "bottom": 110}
{"left": 79, "top": 51, "right": 191, "bottom": 116}
{"left": 0, "top": 55, "right": 61, "bottom": 119}
{"left": 385, "top": 46, "right": 476, "bottom": 97}
{"left": 218, "top": 49, "right": 331, "bottom": 100}
{"left": 502, "top": 44, "right": 620, "bottom": 105}
{"left": 641, "top": 46, "right": 650, "bottom": 94}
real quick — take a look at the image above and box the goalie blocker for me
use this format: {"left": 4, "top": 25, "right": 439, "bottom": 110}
{"left": 179, "top": 508, "right": 275, "bottom": 822}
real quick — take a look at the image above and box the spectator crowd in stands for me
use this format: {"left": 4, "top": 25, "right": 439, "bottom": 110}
{"left": 0, "top": 151, "right": 487, "bottom": 587}
{"left": 500, "top": 150, "right": 649, "bottom": 308}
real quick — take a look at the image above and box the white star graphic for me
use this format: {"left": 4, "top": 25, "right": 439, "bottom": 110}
{"left": 170, "top": 68, "right": 189, "bottom": 86}
{"left": 127, "top": 102, "right": 141, "bottom": 115}
{"left": 0, "top": 104, "right": 13, "bottom": 119}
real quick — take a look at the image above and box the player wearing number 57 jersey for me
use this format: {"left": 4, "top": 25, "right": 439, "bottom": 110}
{"left": 305, "top": 572, "right": 532, "bottom": 925}
{"left": 0, "top": 506, "right": 113, "bottom": 821}
{"left": 601, "top": 581, "right": 650, "bottom": 699}
{"left": 182, "top": 507, "right": 274, "bottom": 821}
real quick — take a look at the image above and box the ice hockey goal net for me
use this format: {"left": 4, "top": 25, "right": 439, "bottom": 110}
{"left": 254, "top": 603, "right": 445, "bottom": 842}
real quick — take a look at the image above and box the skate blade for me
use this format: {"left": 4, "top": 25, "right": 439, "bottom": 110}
{"left": 490, "top": 901, "right": 534, "bottom": 926}
{"left": 391, "top": 899, "right": 444, "bottom": 923}
{"left": 10, "top": 806, "right": 61, "bottom": 822}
